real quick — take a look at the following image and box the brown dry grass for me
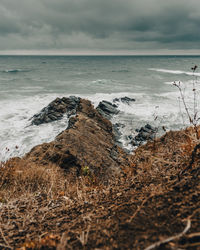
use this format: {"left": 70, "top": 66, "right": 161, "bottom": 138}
{"left": 0, "top": 127, "right": 199, "bottom": 249}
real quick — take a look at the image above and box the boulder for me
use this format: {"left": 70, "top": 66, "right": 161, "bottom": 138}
{"left": 96, "top": 100, "right": 119, "bottom": 120}
{"left": 30, "top": 96, "right": 80, "bottom": 125}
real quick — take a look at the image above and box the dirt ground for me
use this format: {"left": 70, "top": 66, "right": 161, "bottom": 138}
{"left": 0, "top": 128, "right": 200, "bottom": 249}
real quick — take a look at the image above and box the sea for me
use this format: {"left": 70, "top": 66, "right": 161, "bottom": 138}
{"left": 1, "top": 55, "right": 200, "bottom": 162}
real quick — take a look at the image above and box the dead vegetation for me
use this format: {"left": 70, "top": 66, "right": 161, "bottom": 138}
{"left": 0, "top": 126, "right": 200, "bottom": 249}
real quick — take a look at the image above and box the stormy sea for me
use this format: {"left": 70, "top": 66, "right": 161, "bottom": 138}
{"left": 1, "top": 55, "right": 200, "bottom": 161}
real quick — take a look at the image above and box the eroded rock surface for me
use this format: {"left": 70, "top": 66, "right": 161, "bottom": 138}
{"left": 96, "top": 100, "right": 119, "bottom": 120}
{"left": 25, "top": 99, "right": 131, "bottom": 178}
{"left": 30, "top": 96, "right": 80, "bottom": 125}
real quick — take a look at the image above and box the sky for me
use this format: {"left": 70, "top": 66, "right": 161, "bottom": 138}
{"left": 0, "top": 0, "right": 200, "bottom": 55}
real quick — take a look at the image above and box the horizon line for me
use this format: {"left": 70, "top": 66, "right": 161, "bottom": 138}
{"left": 1, "top": 49, "right": 200, "bottom": 56}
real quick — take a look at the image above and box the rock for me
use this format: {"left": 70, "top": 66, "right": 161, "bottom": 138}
{"left": 145, "top": 123, "right": 156, "bottom": 131}
{"left": 24, "top": 99, "right": 131, "bottom": 179}
{"left": 125, "top": 135, "right": 133, "bottom": 141}
{"left": 113, "top": 96, "right": 135, "bottom": 105}
{"left": 96, "top": 100, "right": 119, "bottom": 120}
{"left": 114, "top": 123, "right": 125, "bottom": 128}
{"left": 112, "top": 123, "right": 122, "bottom": 143}
{"left": 139, "top": 124, "right": 156, "bottom": 133}
{"left": 132, "top": 124, "right": 157, "bottom": 146}
{"left": 30, "top": 96, "right": 80, "bottom": 125}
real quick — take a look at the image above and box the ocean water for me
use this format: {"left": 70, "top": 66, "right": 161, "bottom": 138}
{"left": 1, "top": 55, "right": 200, "bottom": 161}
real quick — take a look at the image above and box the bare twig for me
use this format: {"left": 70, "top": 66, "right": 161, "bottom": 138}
{"left": 173, "top": 82, "right": 193, "bottom": 124}
{"left": 0, "top": 243, "right": 13, "bottom": 249}
{"left": 77, "top": 225, "right": 91, "bottom": 246}
{"left": 0, "top": 228, "right": 12, "bottom": 249}
{"left": 144, "top": 219, "right": 191, "bottom": 250}
{"left": 180, "top": 143, "right": 200, "bottom": 176}
{"left": 57, "top": 232, "right": 71, "bottom": 250}
{"left": 128, "top": 196, "right": 150, "bottom": 223}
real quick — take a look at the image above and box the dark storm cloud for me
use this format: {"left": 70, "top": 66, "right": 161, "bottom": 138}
{"left": 0, "top": 0, "right": 200, "bottom": 52}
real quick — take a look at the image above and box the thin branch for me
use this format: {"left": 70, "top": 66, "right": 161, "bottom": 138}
{"left": 180, "top": 143, "right": 200, "bottom": 176}
{"left": 128, "top": 196, "right": 150, "bottom": 223}
{"left": 144, "top": 219, "right": 191, "bottom": 250}
{"left": 0, "top": 228, "right": 12, "bottom": 249}
{"left": 175, "top": 83, "right": 193, "bottom": 124}
{"left": 0, "top": 243, "right": 13, "bottom": 249}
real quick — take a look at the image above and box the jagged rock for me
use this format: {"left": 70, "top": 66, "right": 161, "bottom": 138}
{"left": 30, "top": 96, "right": 80, "bottom": 125}
{"left": 96, "top": 100, "right": 119, "bottom": 120}
{"left": 24, "top": 99, "right": 131, "bottom": 179}
{"left": 132, "top": 124, "right": 157, "bottom": 146}
{"left": 113, "top": 96, "right": 135, "bottom": 105}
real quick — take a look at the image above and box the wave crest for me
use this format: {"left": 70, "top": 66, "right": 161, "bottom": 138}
{"left": 149, "top": 68, "right": 200, "bottom": 76}
{"left": 2, "top": 69, "right": 30, "bottom": 73}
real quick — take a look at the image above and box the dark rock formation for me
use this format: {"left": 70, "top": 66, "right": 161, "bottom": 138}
{"left": 24, "top": 99, "right": 131, "bottom": 179}
{"left": 112, "top": 124, "right": 123, "bottom": 147}
{"left": 113, "top": 96, "right": 135, "bottom": 105}
{"left": 30, "top": 96, "right": 80, "bottom": 125}
{"left": 96, "top": 100, "right": 119, "bottom": 120}
{"left": 132, "top": 124, "right": 157, "bottom": 146}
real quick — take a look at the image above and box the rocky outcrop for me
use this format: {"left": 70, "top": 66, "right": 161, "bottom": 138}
{"left": 132, "top": 124, "right": 157, "bottom": 146}
{"left": 24, "top": 99, "right": 131, "bottom": 178}
{"left": 113, "top": 96, "right": 135, "bottom": 105}
{"left": 96, "top": 100, "right": 119, "bottom": 120}
{"left": 30, "top": 96, "right": 80, "bottom": 125}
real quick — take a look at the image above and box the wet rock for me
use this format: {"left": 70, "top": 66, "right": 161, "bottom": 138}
{"left": 96, "top": 100, "right": 119, "bottom": 120}
{"left": 114, "top": 123, "right": 125, "bottom": 128}
{"left": 30, "top": 96, "right": 80, "bottom": 125}
{"left": 125, "top": 135, "right": 133, "bottom": 141}
{"left": 25, "top": 99, "right": 131, "bottom": 179}
{"left": 112, "top": 123, "right": 122, "bottom": 146}
{"left": 113, "top": 96, "right": 135, "bottom": 105}
{"left": 132, "top": 124, "right": 157, "bottom": 146}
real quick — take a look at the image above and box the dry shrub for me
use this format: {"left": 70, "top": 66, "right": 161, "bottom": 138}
{"left": 0, "top": 158, "right": 69, "bottom": 202}
{"left": 125, "top": 126, "right": 200, "bottom": 196}
{"left": 0, "top": 126, "right": 199, "bottom": 249}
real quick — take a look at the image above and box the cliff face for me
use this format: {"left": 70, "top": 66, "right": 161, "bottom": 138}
{"left": 24, "top": 99, "right": 131, "bottom": 178}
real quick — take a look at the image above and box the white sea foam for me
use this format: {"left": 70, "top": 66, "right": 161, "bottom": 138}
{"left": 91, "top": 79, "right": 116, "bottom": 85}
{"left": 164, "top": 81, "right": 173, "bottom": 85}
{"left": 0, "top": 94, "right": 69, "bottom": 162}
{"left": 149, "top": 68, "right": 200, "bottom": 76}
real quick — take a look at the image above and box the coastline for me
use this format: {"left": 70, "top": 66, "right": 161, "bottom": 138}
{"left": 0, "top": 97, "right": 199, "bottom": 249}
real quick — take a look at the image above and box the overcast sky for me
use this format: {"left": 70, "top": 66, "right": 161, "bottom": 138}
{"left": 1, "top": 0, "right": 200, "bottom": 54}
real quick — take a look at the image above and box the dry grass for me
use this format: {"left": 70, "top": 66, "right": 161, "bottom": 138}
{"left": 0, "top": 159, "right": 68, "bottom": 202}
{"left": 0, "top": 126, "right": 199, "bottom": 249}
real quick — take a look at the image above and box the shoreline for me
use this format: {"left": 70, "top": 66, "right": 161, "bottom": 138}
{"left": 0, "top": 111, "right": 199, "bottom": 248}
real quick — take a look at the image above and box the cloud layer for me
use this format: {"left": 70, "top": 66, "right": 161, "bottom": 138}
{"left": 0, "top": 0, "right": 200, "bottom": 53}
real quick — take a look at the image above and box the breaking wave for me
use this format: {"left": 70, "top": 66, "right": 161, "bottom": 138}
{"left": 1, "top": 69, "right": 31, "bottom": 73}
{"left": 149, "top": 68, "right": 200, "bottom": 76}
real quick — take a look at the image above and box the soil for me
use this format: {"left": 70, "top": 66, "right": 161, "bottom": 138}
{"left": 0, "top": 100, "right": 199, "bottom": 249}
